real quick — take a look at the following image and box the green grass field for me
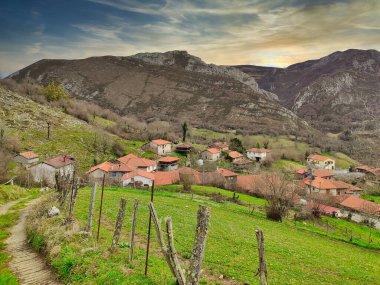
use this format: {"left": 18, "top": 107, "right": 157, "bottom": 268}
{"left": 28, "top": 187, "right": 380, "bottom": 285}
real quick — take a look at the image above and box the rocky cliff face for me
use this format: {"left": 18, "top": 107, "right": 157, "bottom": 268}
{"left": 9, "top": 51, "right": 308, "bottom": 134}
{"left": 235, "top": 49, "right": 380, "bottom": 132}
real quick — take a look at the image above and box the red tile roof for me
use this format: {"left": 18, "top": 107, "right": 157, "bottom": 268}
{"left": 232, "top": 157, "right": 251, "bottom": 165}
{"left": 154, "top": 171, "right": 180, "bottom": 186}
{"left": 313, "top": 169, "right": 334, "bottom": 178}
{"left": 216, "top": 168, "right": 237, "bottom": 177}
{"left": 210, "top": 141, "right": 229, "bottom": 149}
{"left": 19, "top": 151, "right": 39, "bottom": 159}
{"left": 304, "top": 177, "right": 337, "bottom": 189}
{"left": 205, "top": 148, "right": 220, "bottom": 154}
{"left": 247, "top": 148, "right": 271, "bottom": 153}
{"left": 121, "top": 169, "right": 155, "bottom": 181}
{"left": 152, "top": 139, "right": 172, "bottom": 145}
{"left": 87, "top": 161, "right": 112, "bottom": 174}
{"left": 44, "top": 155, "right": 74, "bottom": 169}
{"left": 118, "top": 154, "right": 156, "bottom": 168}
{"left": 308, "top": 203, "right": 341, "bottom": 216}
{"left": 228, "top": 151, "right": 243, "bottom": 159}
{"left": 339, "top": 196, "right": 380, "bottom": 215}
{"left": 296, "top": 169, "right": 308, "bottom": 175}
{"left": 176, "top": 143, "right": 192, "bottom": 149}
{"left": 158, "top": 156, "right": 179, "bottom": 163}
{"left": 307, "top": 154, "right": 332, "bottom": 162}
{"left": 87, "top": 162, "right": 134, "bottom": 174}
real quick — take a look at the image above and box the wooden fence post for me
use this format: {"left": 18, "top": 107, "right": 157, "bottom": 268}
{"left": 96, "top": 174, "right": 106, "bottom": 242}
{"left": 188, "top": 205, "right": 211, "bottom": 285}
{"left": 87, "top": 183, "right": 97, "bottom": 232}
{"left": 144, "top": 181, "right": 155, "bottom": 275}
{"left": 255, "top": 228, "right": 268, "bottom": 285}
{"left": 111, "top": 198, "right": 127, "bottom": 252}
{"left": 129, "top": 199, "right": 138, "bottom": 263}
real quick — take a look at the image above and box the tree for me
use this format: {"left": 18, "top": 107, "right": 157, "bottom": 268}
{"left": 259, "top": 173, "right": 296, "bottom": 222}
{"left": 41, "top": 82, "right": 68, "bottom": 102}
{"left": 182, "top": 122, "right": 188, "bottom": 142}
{"left": 256, "top": 142, "right": 261, "bottom": 149}
{"left": 230, "top": 137, "right": 245, "bottom": 153}
{"left": 263, "top": 140, "right": 269, "bottom": 149}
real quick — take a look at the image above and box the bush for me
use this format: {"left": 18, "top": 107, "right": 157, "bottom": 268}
{"left": 41, "top": 82, "right": 68, "bottom": 102}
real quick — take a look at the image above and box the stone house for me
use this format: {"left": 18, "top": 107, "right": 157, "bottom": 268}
{"left": 246, "top": 148, "right": 271, "bottom": 162}
{"left": 13, "top": 151, "right": 39, "bottom": 166}
{"left": 307, "top": 154, "right": 335, "bottom": 170}
{"left": 150, "top": 139, "right": 172, "bottom": 155}
{"left": 157, "top": 156, "right": 179, "bottom": 171}
{"left": 201, "top": 148, "right": 221, "bottom": 162}
{"left": 122, "top": 169, "right": 155, "bottom": 187}
{"left": 30, "top": 155, "right": 75, "bottom": 185}
{"left": 304, "top": 177, "right": 363, "bottom": 196}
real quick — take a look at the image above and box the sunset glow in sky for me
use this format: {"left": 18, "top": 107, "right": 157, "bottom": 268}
{"left": 1, "top": 0, "right": 380, "bottom": 77}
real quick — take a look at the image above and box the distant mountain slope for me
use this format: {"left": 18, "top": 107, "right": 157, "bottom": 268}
{"left": 235, "top": 49, "right": 380, "bottom": 132}
{"left": 9, "top": 51, "right": 308, "bottom": 134}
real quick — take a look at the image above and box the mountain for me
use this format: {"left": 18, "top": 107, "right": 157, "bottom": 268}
{"left": 234, "top": 49, "right": 380, "bottom": 132}
{"left": 8, "top": 51, "right": 308, "bottom": 135}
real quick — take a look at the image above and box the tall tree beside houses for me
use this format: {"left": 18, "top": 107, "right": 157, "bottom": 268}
{"left": 229, "top": 137, "right": 245, "bottom": 154}
{"left": 182, "top": 122, "right": 188, "bottom": 142}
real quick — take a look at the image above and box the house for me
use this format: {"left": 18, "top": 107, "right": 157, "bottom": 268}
{"left": 175, "top": 143, "right": 192, "bottom": 154}
{"left": 87, "top": 161, "right": 134, "bottom": 181}
{"left": 118, "top": 154, "right": 157, "bottom": 172}
{"left": 154, "top": 171, "right": 180, "bottom": 186}
{"left": 216, "top": 168, "right": 238, "bottom": 188}
{"left": 246, "top": 148, "right": 271, "bottom": 162}
{"left": 13, "top": 151, "right": 39, "bottom": 166}
{"left": 157, "top": 156, "right": 179, "bottom": 171}
{"left": 122, "top": 169, "right": 155, "bottom": 187}
{"left": 201, "top": 148, "right": 221, "bottom": 162}
{"left": 227, "top": 151, "right": 243, "bottom": 162}
{"left": 30, "top": 155, "right": 75, "bottom": 185}
{"left": 355, "top": 165, "right": 380, "bottom": 180}
{"left": 304, "top": 177, "right": 363, "bottom": 196}
{"left": 307, "top": 202, "right": 342, "bottom": 217}
{"left": 209, "top": 141, "right": 229, "bottom": 151}
{"left": 296, "top": 168, "right": 334, "bottom": 180}
{"left": 150, "top": 139, "right": 172, "bottom": 155}
{"left": 307, "top": 154, "right": 335, "bottom": 170}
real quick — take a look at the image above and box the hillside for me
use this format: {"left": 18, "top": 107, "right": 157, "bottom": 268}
{"left": 27, "top": 187, "right": 380, "bottom": 285}
{"left": 8, "top": 51, "right": 309, "bottom": 135}
{"left": 235, "top": 49, "right": 380, "bottom": 132}
{"left": 0, "top": 87, "right": 146, "bottom": 172}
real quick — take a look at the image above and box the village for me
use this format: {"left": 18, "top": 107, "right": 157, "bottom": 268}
{"left": 12, "top": 137, "right": 380, "bottom": 230}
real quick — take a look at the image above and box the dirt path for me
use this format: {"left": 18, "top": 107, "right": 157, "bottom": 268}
{"left": 0, "top": 198, "right": 27, "bottom": 215}
{"left": 6, "top": 199, "right": 62, "bottom": 285}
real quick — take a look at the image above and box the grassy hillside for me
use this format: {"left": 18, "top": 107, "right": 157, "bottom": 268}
{"left": 0, "top": 88, "right": 149, "bottom": 172}
{"left": 28, "top": 187, "right": 380, "bottom": 285}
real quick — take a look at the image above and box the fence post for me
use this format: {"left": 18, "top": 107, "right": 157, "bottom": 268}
{"left": 129, "top": 199, "right": 138, "bottom": 263}
{"left": 255, "top": 228, "right": 268, "bottom": 285}
{"left": 144, "top": 181, "right": 155, "bottom": 275}
{"left": 97, "top": 174, "right": 106, "bottom": 242}
{"left": 87, "top": 183, "right": 97, "bottom": 232}
{"left": 111, "top": 198, "right": 127, "bottom": 252}
{"left": 188, "top": 205, "right": 211, "bottom": 285}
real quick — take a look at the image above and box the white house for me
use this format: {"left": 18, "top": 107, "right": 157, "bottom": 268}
{"left": 247, "top": 148, "right": 271, "bottom": 162}
{"left": 87, "top": 161, "right": 133, "bottom": 181}
{"left": 13, "top": 151, "right": 39, "bottom": 166}
{"left": 307, "top": 154, "right": 335, "bottom": 170}
{"left": 122, "top": 169, "right": 155, "bottom": 187}
{"left": 150, "top": 139, "right": 172, "bottom": 155}
{"left": 30, "top": 155, "right": 75, "bottom": 185}
{"left": 201, "top": 148, "right": 221, "bottom": 162}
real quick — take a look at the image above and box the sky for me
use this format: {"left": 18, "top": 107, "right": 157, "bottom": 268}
{"left": 1, "top": 0, "right": 380, "bottom": 77}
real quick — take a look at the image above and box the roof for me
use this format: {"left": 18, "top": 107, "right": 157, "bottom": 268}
{"left": 18, "top": 151, "right": 39, "bottom": 159}
{"left": 87, "top": 161, "right": 134, "bottom": 174}
{"left": 307, "top": 154, "right": 332, "bottom": 162}
{"left": 313, "top": 169, "right": 334, "bottom": 178}
{"left": 118, "top": 154, "right": 156, "bottom": 168}
{"left": 232, "top": 157, "right": 252, "bottom": 165}
{"left": 205, "top": 148, "right": 220, "bottom": 154}
{"left": 304, "top": 177, "right": 337, "bottom": 189}
{"left": 152, "top": 139, "right": 171, "bottom": 145}
{"left": 43, "top": 155, "right": 74, "bottom": 169}
{"left": 228, "top": 151, "right": 243, "bottom": 159}
{"left": 154, "top": 171, "right": 180, "bottom": 186}
{"left": 216, "top": 168, "right": 237, "bottom": 177}
{"left": 247, "top": 148, "right": 271, "bottom": 153}
{"left": 122, "top": 169, "right": 155, "bottom": 181}
{"left": 308, "top": 203, "right": 341, "bottom": 215}
{"left": 339, "top": 195, "right": 380, "bottom": 215}
{"left": 330, "top": 180, "right": 362, "bottom": 192}
{"left": 158, "top": 156, "right": 179, "bottom": 163}
{"left": 176, "top": 143, "right": 192, "bottom": 149}
{"left": 355, "top": 165, "right": 371, "bottom": 171}
{"left": 210, "top": 141, "right": 229, "bottom": 149}
{"left": 296, "top": 169, "right": 308, "bottom": 175}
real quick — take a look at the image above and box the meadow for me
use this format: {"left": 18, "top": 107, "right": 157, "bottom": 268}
{"left": 28, "top": 186, "right": 380, "bottom": 285}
